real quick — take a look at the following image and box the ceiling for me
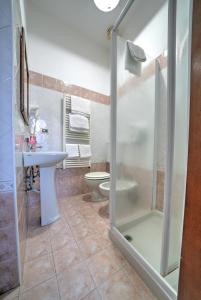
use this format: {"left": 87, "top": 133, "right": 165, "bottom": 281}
{"left": 27, "top": 0, "right": 128, "bottom": 49}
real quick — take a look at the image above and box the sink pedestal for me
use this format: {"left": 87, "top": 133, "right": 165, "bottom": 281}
{"left": 23, "top": 151, "right": 67, "bottom": 226}
{"left": 40, "top": 166, "right": 60, "bottom": 226}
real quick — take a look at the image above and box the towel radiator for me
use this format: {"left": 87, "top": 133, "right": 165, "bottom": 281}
{"left": 63, "top": 94, "right": 91, "bottom": 169}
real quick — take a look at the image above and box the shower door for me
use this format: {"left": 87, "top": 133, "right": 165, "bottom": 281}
{"left": 112, "top": 0, "right": 169, "bottom": 273}
{"left": 110, "top": 0, "right": 191, "bottom": 295}
{"left": 161, "top": 0, "right": 191, "bottom": 281}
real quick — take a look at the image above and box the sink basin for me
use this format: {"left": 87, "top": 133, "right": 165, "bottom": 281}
{"left": 23, "top": 151, "right": 67, "bottom": 167}
{"left": 23, "top": 151, "right": 67, "bottom": 226}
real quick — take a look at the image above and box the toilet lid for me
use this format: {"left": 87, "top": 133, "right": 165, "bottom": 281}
{"left": 85, "top": 172, "right": 110, "bottom": 180}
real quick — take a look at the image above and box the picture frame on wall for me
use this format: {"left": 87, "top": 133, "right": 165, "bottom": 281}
{"left": 20, "top": 27, "right": 29, "bottom": 126}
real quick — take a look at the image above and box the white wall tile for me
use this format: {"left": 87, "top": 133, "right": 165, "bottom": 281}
{"left": 0, "top": 0, "right": 11, "bottom": 28}
{"left": 0, "top": 77, "right": 13, "bottom": 183}
{"left": 0, "top": 26, "right": 12, "bottom": 82}
{"left": 29, "top": 85, "right": 110, "bottom": 162}
{"left": 0, "top": 11, "right": 13, "bottom": 187}
{"left": 0, "top": 78, "right": 12, "bottom": 126}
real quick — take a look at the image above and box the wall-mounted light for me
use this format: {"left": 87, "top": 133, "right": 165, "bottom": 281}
{"left": 94, "top": 0, "right": 120, "bottom": 12}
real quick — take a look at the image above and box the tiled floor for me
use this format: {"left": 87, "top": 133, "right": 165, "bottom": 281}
{"left": 1, "top": 194, "right": 157, "bottom": 300}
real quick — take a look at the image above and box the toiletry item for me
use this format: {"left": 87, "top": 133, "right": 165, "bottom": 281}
{"left": 29, "top": 135, "right": 37, "bottom": 146}
{"left": 35, "top": 119, "right": 49, "bottom": 151}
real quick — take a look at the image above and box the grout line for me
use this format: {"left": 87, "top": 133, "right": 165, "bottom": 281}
{"left": 51, "top": 250, "right": 61, "bottom": 300}
{"left": 0, "top": 24, "right": 11, "bottom": 31}
{"left": 19, "top": 273, "right": 56, "bottom": 297}
{"left": 79, "top": 288, "right": 99, "bottom": 300}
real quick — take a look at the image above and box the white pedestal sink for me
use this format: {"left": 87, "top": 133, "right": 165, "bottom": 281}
{"left": 23, "top": 151, "right": 67, "bottom": 226}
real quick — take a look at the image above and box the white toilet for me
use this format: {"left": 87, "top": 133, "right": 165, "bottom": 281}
{"left": 84, "top": 172, "right": 110, "bottom": 201}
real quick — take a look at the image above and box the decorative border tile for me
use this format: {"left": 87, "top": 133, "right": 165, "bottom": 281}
{"left": 118, "top": 54, "right": 167, "bottom": 98}
{"left": 0, "top": 180, "right": 13, "bottom": 192}
{"left": 29, "top": 71, "right": 110, "bottom": 105}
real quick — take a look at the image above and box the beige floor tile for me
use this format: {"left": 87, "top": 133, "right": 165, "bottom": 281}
{"left": 28, "top": 207, "right": 41, "bottom": 227}
{"left": 103, "top": 217, "right": 110, "bottom": 227}
{"left": 81, "top": 289, "right": 102, "bottom": 300}
{"left": 53, "top": 242, "right": 83, "bottom": 273}
{"left": 71, "top": 222, "right": 95, "bottom": 241}
{"left": 27, "top": 228, "right": 50, "bottom": 241}
{"left": 123, "top": 261, "right": 157, "bottom": 300}
{"left": 75, "top": 198, "right": 92, "bottom": 210}
{"left": 20, "top": 277, "right": 59, "bottom": 300}
{"left": 59, "top": 199, "right": 72, "bottom": 208}
{"left": 22, "top": 193, "right": 155, "bottom": 300}
{"left": 27, "top": 221, "right": 49, "bottom": 233}
{"left": 87, "top": 245, "right": 125, "bottom": 286}
{"left": 62, "top": 212, "right": 70, "bottom": 224}
{"left": 48, "top": 218, "right": 71, "bottom": 238}
{"left": 22, "top": 254, "right": 55, "bottom": 291}
{"left": 25, "top": 236, "right": 52, "bottom": 262}
{"left": 77, "top": 233, "right": 104, "bottom": 259}
{"left": 67, "top": 212, "right": 87, "bottom": 227}
{"left": 99, "top": 269, "right": 137, "bottom": 300}
{"left": 64, "top": 196, "right": 81, "bottom": 209}
{"left": 64, "top": 206, "right": 78, "bottom": 218}
{"left": 50, "top": 228, "right": 75, "bottom": 251}
{"left": 96, "top": 228, "right": 113, "bottom": 248}
{"left": 90, "top": 201, "right": 108, "bottom": 214}
{"left": 57, "top": 262, "right": 95, "bottom": 300}
{"left": 96, "top": 204, "right": 109, "bottom": 220}
{"left": 79, "top": 206, "right": 95, "bottom": 218}
{"left": 0, "top": 287, "right": 19, "bottom": 300}
{"left": 85, "top": 216, "right": 108, "bottom": 232}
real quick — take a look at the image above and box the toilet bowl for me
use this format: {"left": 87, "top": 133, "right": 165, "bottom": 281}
{"left": 84, "top": 172, "right": 110, "bottom": 201}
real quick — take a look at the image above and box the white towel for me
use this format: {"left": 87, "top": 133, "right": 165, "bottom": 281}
{"left": 125, "top": 41, "right": 146, "bottom": 76}
{"left": 127, "top": 42, "right": 146, "bottom": 62}
{"left": 69, "top": 113, "right": 89, "bottom": 132}
{"left": 65, "top": 144, "right": 79, "bottom": 158}
{"left": 71, "top": 96, "right": 90, "bottom": 115}
{"left": 79, "top": 144, "right": 92, "bottom": 159}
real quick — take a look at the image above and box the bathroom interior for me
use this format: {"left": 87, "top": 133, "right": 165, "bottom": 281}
{"left": 0, "top": 0, "right": 200, "bottom": 299}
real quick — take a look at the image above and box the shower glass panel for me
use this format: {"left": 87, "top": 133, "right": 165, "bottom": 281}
{"left": 115, "top": 1, "right": 168, "bottom": 273}
{"left": 164, "top": 0, "right": 191, "bottom": 288}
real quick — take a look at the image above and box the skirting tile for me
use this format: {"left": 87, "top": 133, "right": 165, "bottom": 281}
{"left": 0, "top": 256, "right": 19, "bottom": 294}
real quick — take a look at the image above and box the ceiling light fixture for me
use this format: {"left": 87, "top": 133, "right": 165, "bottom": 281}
{"left": 94, "top": 0, "right": 120, "bottom": 12}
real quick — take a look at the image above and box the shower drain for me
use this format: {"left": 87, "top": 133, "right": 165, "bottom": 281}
{"left": 124, "top": 235, "right": 133, "bottom": 242}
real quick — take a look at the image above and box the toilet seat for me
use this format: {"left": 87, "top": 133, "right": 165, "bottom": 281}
{"left": 85, "top": 172, "right": 110, "bottom": 180}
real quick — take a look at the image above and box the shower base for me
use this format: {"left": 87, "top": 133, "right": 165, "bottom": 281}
{"left": 117, "top": 210, "right": 179, "bottom": 292}
{"left": 118, "top": 210, "right": 163, "bottom": 272}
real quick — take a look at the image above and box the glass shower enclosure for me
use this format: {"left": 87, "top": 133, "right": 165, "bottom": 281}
{"left": 110, "top": 0, "right": 192, "bottom": 299}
